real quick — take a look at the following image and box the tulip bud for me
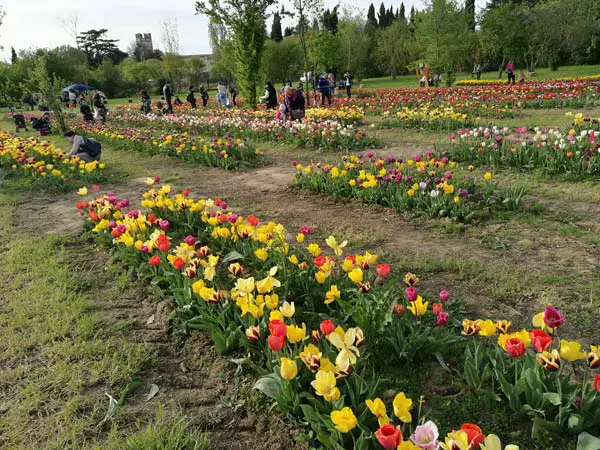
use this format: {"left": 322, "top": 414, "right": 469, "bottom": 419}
{"left": 433, "top": 303, "right": 444, "bottom": 316}
{"left": 197, "top": 246, "right": 210, "bottom": 258}
{"left": 405, "top": 286, "right": 418, "bottom": 302}
{"left": 320, "top": 320, "right": 335, "bottom": 335}
{"left": 228, "top": 263, "right": 244, "bottom": 277}
{"left": 536, "top": 350, "right": 561, "bottom": 371}
{"left": 353, "top": 327, "right": 365, "bottom": 347}
{"left": 587, "top": 349, "right": 600, "bottom": 369}
{"left": 439, "top": 290, "right": 450, "bottom": 302}
{"left": 435, "top": 312, "right": 449, "bottom": 326}
{"left": 359, "top": 282, "right": 371, "bottom": 293}
{"left": 245, "top": 326, "right": 260, "bottom": 344}
{"left": 311, "top": 330, "right": 321, "bottom": 344}
{"left": 393, "top": 304, "right": 405, "bottom": 316}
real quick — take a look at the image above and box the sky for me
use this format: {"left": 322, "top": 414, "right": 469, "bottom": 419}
{"left": 1, "top": 0, "right": 487, "bottom": 61}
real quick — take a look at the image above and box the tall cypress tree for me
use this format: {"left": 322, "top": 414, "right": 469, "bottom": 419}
{"left": 387, "top": 7, "right": 394, "bottom": 25}
{"left": 465, "top": 0, "right": 476, "bottom": 31}
{"left": 10, "top": 47, "right": 18, "bottom": 64}
{"left": 409, "top": 6, "right": 416, "bottom": 26}
{"left": 271, "top": 12, "right": 283, "bottom": 41}
{"left": 367, "top": 3, "right": 377, "bottom": 27}
{"left": 378, "top": 2, "right": 387, "bottom": 27}
{"left": 399, "top": 3, "right": 406, "bottom": 22}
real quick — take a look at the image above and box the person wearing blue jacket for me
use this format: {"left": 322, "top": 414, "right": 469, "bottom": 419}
{"left": 318, "top": 73, "right": 332, "bottom": 107}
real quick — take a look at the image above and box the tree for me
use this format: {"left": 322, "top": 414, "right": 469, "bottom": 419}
{"left": 290, "top": 0, "right": 323, "bottom": 77}
{"left": 28, "top": 56, "right": 67, "bottom": 133}
{"left": 162, "top": 18, "right": 181, "bottom": 54}
{"left": 465, "top": 0, "right": 476, "bottom": 31}
{"left": 10, "top": 47, "right": 17, "bottom": 64}
{"left": 77, "top": 29, "right": 126, "bottom": 67}
{"left": 284, "top": 26, "right": 295, "bottom": 37}
{"left": 184, "top": 56, "right": 206, "bottom": 87}
{"left": 399, "top": 3, "right": 406, "bottom": 22}
{"left": 57, "top": 13, "right": 79, "bottom": 48}
{"left": 374, "top": 19, "right": 412, "bottom": 78}
{"left": 322, "top": 6, "right": 339, "bottom": 34}
{"left": 195, "top": 0, "right": 277, "bottom": 107}
{"left": 367, "top": 4, "right": 378, "bottom": 29}
{"left": 416, "top": 0, "right": 471, "bottom": 85}
{"left": 378, "top": 3, "right": 388, "bottom": 27}
{"left": 271, "top": 12, "right": 283, "bottom": 41}
{"left": 338, "top": 19, "right": 371, "bottom": 80}
{"left": 309, "top": 29, "right": 340, "bottom": 74}
{"left": 261, "top": 37, "right": 303, "bottom": 83}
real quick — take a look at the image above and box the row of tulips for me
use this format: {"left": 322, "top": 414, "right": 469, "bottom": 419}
{"left": 107, "top": 107, "right": 378, "bottom": 150}
{"left": 380, "top": 107, "right": 480, "bottom": 131}
{"left": 75, "top": 183, "right": 532, "bottom": 449}
{"left": 0, "top": 130, "right": 106, "bottom": 190}
{"left": 294, "top": 152, "right": 524, "bottom": 223}
{"left": 461, "top": 308, "right": 600, "bottom": 441}
{"left": 70, "top": 120, "right": 264, "bottom": 170}
{"left": 446, "top": 120, "right": 600, "bottom": 177}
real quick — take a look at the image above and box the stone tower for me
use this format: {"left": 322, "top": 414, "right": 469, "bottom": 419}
{"left": 135, "top": 33, "right": 154, "bottom": 59}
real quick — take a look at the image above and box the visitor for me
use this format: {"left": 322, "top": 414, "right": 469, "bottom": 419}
{"left": 162, "top": 82, "right": 173, "bottom": 113}
{"left": 93, "top": 92, "right": 107, "bottom": 123}
{"left": 68, "top": 89, "right": 77, "bottom": 107}
{"left": 283, "top": 86, "right": 305, "bottom": 121}
{"left": 343, "top": 71, "right": 353, "bottom": 98}
{"left": 329, "top": 73, "right": 336, "bottom": 96}
{"left": 229, "top": 85, "right": 238, "bottom": 106}
{"left": 140, "top": 89, "right": 151, "bottom": 113}
{"left": 217, "top": 81, "right": 228, "bottom": 106}
{"left": 186, "top": 86, "right": 197, "bottom": 109}
{"left": 506, "top": 61, "right": 516, "bottom": 85}
{"left": 262, "top": 81, "right": 278, "bottom": 110}
{"left": 79, "top": 102, "right": 94, "bottom": 122}
{"left": 318, "top": 73, "right": 332, "bottom": 107}
{"left": 31, "top": 112, "right": 51, "bottom": 135}
{"left": 519, "top": 70, "right": 526, "bottom": 84}
{"left": 64, "top": 131, "right": 102, "bottom": 163}
{"left": 473, "top": 63, "right": 481, "bottom": 80}
{"left": 199, "top": 84, "right": 209, "bottom": 107}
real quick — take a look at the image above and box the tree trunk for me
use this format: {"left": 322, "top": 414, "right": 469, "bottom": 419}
{"left": 497, "top": 56, "right": 505, "bottom": 79}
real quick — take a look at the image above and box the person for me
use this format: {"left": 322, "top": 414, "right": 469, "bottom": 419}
{"left": 80, "top": 102, "right": 94, "bottom": 122}
{"left": 140, "top": 89, "right": 151, "bottom": 113}
{"left": 343, "top": 71, "right": 353, "bottom": 98}
{"left": 23, "top": 94, "right": 35, "bottom": 111}
{"left": 283, "top": 86, "right": 305, "bottom": 121}
{"left": 506, "top": 60, "right": 515, "bottom": 85}
{"left": 472, "top": 63, "right": 481, "bottom": 80}
{"left": 318, "top": 73, "right": 332, "bottom": 107}
{"left": 328, "top": 73, "right": 336, "bottom": 96}
{"left": 93, "top": 92, "right": 107, "bottom": 123}
{"left": 199, "top": 84, "right": 209, "bottom": 107}
{"left": 217, "top": 81, "right": 228, "bottom": 106}
{"left": 519, "top": 70, "right": 526, "bottom": 84}
{"left": 68, "top": 89, "right": 77, "bottom": 107}
{"left": 186, "top": 86, "right": 197, "bottom": 109}
{"left": 229, "top": 85, "right": 238, "bottom": 106}
{"left": 31, "top": 112, "right": 51, "bottom": 135}
{"left": 13, "top": 112, "right": 28, "bottom": 132}
{"left": 64, "top": 131, "right": 102, "bottom": 163}
{"left": 162, "top": 82, "right": 173, "bottom": 113}
{"left": 262, "top": 81, "right": 278, "bottom": 110}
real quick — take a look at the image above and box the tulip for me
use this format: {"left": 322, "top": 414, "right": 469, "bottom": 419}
{"left": 268, "top": 320, "right": 287, "bottom": 337}
{"left": 530, "top": 329, "right": 552, "bottom": 352}
{"left": 268, "top": 335, "right": 285, "bottom": 351}
{"left": 280, "top": 357, "right": 298, "bottom": 380}
{"left": 433, "top": 303, "right": 443, "bottom": 316}
{"left": 460, "top": 423, "right": 485, "bottom": 449}
{"left": 495, "top": 320, "right": 511, "bottom": 334}
{"left": 376, "top": 425, "right": 403, "bottom": 450}
{"left": 376, "top": 263, "right": 391, "bottom": 277}
{"left": 543, "top": 306, "right": 564, "bottom": 329}
{"left": 410, "top": 421, "right": 439, "bottom": 450}
{"left": 405, "top": 286, "right": 418, "bottom": 302}
{"left": 245, "top": 326, "right": 260, "bottom": 343}
{"left": 436, "top": 312, "right": 449, "bottom": 326}
{"left": 559, "top": 340, "right": 586, "bottom": 362}
{"left": 587, "top": 345, "right": 600, "bottom": 369}
{"left": 394, "top": 304, "right": 406, "bottom": 316}
{"left": 159, "top": 219, "right": 170, "bottom": 231}
{"left": 311, "top": 330, "right": 321, "bottom": 344}
{"left": 330, "top": 407, "right": 357, "bottom": 433}
{"left": 505, "top": 338, "right": 526, "bottom": 357}
{"left": 594, "top": 374, "right": 600, "bottom": 393}
{"left": 439, "top": 290, "right": 450, "bottom": 302}
{"left": 148, "top": 255, "right": 161, "bottom": 266}
{"left": 320, "top": 320, "right": 335, "bottom": 335}
{"left": 536, "top": 350, "right": 561, "bottom": 371}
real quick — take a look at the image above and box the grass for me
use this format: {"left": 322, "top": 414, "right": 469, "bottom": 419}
{"left": 360, "top": 64, "right": 600, "bottom": 89}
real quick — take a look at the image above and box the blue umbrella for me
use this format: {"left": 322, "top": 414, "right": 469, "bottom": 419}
{"left": 63, "top": 84, "right": 97, "bottom": 92}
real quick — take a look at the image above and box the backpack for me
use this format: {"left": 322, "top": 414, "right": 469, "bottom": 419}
{"left": 296, "top": 90, "right": 305, "bottom": 110}
{"left": 82, "top": 138, "right": 101, "bottom": 157}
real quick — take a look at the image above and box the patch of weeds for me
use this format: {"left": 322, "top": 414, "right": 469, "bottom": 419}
{"left": 480, "top": 235, "right": 510, "bottom": 251}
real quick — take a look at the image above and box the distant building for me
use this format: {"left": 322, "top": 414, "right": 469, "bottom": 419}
{"left": 135, "top": 33, "right": 154, "bottom": 60}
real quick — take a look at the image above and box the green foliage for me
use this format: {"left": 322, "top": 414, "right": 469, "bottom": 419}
{"left": 261, "top": 38, "right": 303, "bottom": 83}
{"left": 374, "top": 19, "right": 414, "bottom": 78}
{"left": 28, "top": 56, "right": 68, "bottom": 133}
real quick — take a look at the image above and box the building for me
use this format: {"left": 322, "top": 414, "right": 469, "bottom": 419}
{"left": 135, "top": 33, "right": 154, "bottom": 60}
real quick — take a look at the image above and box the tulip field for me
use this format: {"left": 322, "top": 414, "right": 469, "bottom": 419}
{"left": 1, "top": 77, "right": 600, "bottom": 450}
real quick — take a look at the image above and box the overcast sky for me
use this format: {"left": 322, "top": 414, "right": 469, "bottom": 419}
{"left": 1, "top": 0, "right": 486, "bottom": 61}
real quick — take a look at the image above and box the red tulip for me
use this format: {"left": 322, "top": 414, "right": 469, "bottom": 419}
{"left": 460, "top": 423, "right": 485, "bottom": 449}
{"left": 393, "top": 304, "right": 405, "bottom": 316}
{"left": 433, "top": 303, "right": 444, "bottom": 316}
{"left": 505, "top": 338, "right": 526, "bottom": 357}
{"left": 375, "top": 425, "right": 402, "bottom": 450}
{"left": 246, "top": 214, "right": 259, "bottom": 226}
{"left": 376, "top": 263, "right": 391, "bottom": 277}
{"left": 543, "top": 306, "right": 564, "bottom": 329}
{"left": 320, "top": 319, "right": 335, "bottom": 335}
{"left": 173, "top": 257, "right": 185, "bottom": 270}
{"left": 268, "top": 320, "right": 287, "bottom": 337}
{"left": 314, "top": 256, "right": 326, "bottom": 267}
{"left": 530, "top": 329, "right": 552, "bottom": 352}
{"left": 594, "top": 374, "right": 600, "bottom": 393}
{"left": 148, "top": 255, "right": 161, "bottom": 266}
{"left": 268, "top": 335, "right": 285, "bottom": 351}
{"left": 405, "top": 286, "right": 418, "bottom": 302}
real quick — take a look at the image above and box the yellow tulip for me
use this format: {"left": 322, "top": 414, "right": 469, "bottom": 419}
{"left": 279, "top": 301, "right": 295, "bottom": 318}
{"left": 407, "top": 296, "right": 428, "bottom": 317}
{"left": 280, "top": 357, "right": 298, "bottom": 380}
{"left": 348, "top": 268, "right": 363, "bottom": 284}
{"left": 393, "top": 392, "right": 412, "bottom": 423}
{"left": 286, "top": 324, "right": 307, "bottom": 344}
{"left": 311, "top": 370, "right": 340, "bottom": 401}
{"left": 560, "top": 340, "right": 586, "bottom": 362}
{"left": 325, "top": 285, "right": 341, "bottom": 305}
{"left": 330, "top": 407, "right": 357, "bottom": 433}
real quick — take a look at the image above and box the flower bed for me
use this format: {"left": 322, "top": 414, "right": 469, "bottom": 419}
{"left": 294, "top": 152, "right": 524, "bottom": 223}
{"left": 71, "top": 121, "right": 265, "bottom": 170}
{"left": 446, "top": 122, "right": 600, "bottom": 177}
{"left": 380, "top": 107, "right": 479, "bottom": 131}
{"left": 0, "top": 130, "right": 106, "bottom": 190}
{"left": 75, "top": 184, "right": 600, "bottom": 448}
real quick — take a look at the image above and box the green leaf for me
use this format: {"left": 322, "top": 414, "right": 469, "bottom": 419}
{"left": 253, "top": 374, "right": 281, "bottom": 399}
{"left": 542, "top": 392, "right": 562, "bottom": 406}
{"left": 577, "top": 432, "right": 600, "bottom": 450}
{"left": 222, "top": 250, "right": 244, "bottom": 264}
{"left": 212, "top": 331, "right": 229, "bottom": 355}
{"left": 568, "top": 414, "right": 584, "bottom": 432}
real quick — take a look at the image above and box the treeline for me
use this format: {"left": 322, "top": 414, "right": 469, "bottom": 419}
{"left": 209, "top": 0, "right": 600, "bottom": 86}
{"left": 0, "top": 29, "right": 208, "bottom": 103}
